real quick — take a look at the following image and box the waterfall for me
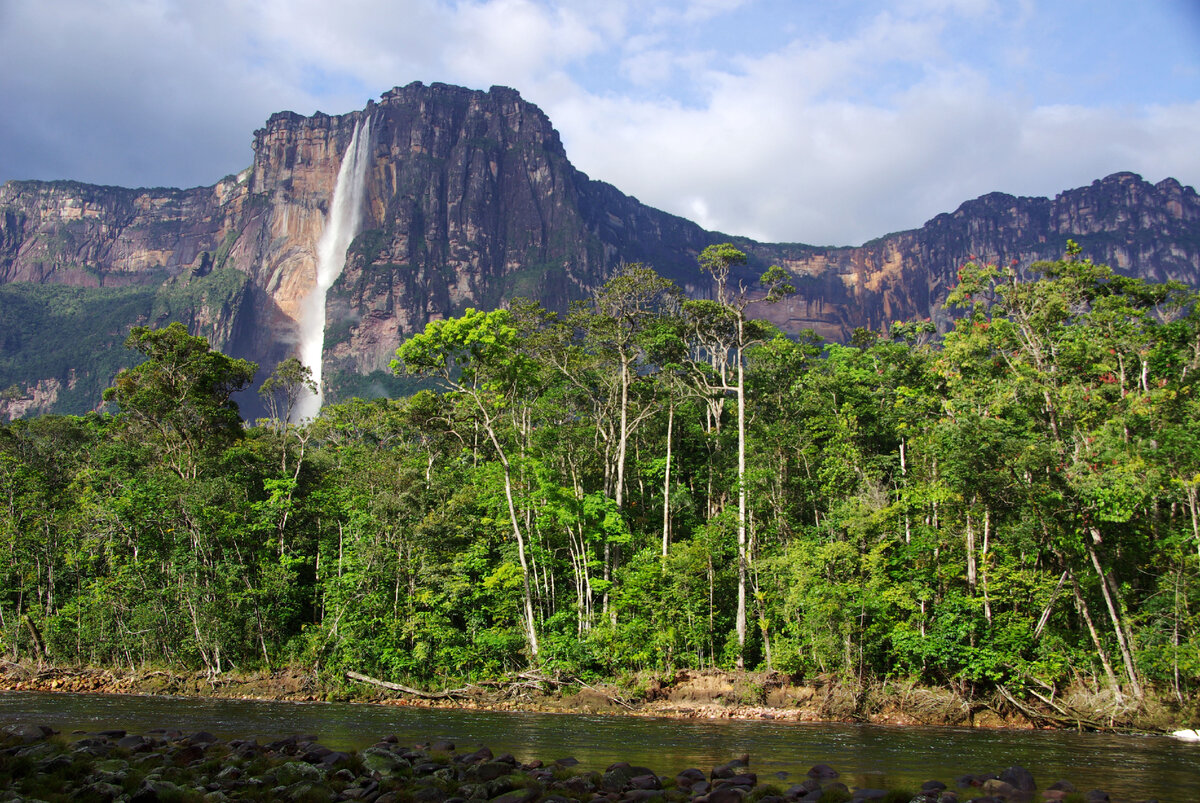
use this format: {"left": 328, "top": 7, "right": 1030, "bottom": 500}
{"left": 292, "top": 116, "right": 372, "bottom": 422}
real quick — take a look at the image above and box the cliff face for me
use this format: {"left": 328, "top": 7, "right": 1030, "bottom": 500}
{"left": 739, "top": 173, "right": 1200, "bottom": 342}
{"left": 3, "top": 82, "right": 1200, "bottom": 419}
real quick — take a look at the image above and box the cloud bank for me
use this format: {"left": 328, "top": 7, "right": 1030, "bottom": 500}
{"left": 2, "top": 0, "right": 1197, "bottom": 245}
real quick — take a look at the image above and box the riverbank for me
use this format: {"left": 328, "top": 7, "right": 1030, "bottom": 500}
{"left": 0, "top": 661, "right": 1190, "bottom": 735}
{"left": 0, "top": 720, "right": 1164, "bottom": 803}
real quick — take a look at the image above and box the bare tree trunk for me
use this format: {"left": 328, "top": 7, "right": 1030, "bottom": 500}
{"left": 735, "top": 336, "right": 747, "bottom": 670}
{"left": 900, "top": 437, "right": 911, "bottom": 544}
{"left": 662, "top": 401, "right": 674, "bottom": 562}
{"left": 966, "top": 507, "right": 977, "bottom": 594}
{"left": 1068, "top": 569, "right": 1122, "bottom": 696}
{"left": 480, "top": 417, "right": 540, "bottom": 660}
{"left": 1085, "top": 530, "right": 1142, "bottom": 700}
{"left": 981, "top": 507, "right": 992, "bottom": 624}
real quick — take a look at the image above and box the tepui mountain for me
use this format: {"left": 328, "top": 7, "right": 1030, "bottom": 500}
{"left": 2, "top": 81, "right": 1199, "bottom": 419}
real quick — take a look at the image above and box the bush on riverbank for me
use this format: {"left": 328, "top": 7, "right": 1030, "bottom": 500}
{"left": 5, "top": 660, "right": 1195, "bottom": 735}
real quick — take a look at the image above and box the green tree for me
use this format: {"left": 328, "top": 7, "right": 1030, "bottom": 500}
{"left": 393, "top": 308, "right": 542, "bottom": 661}
{"left": 104, "top": 322, "right": 257, "bottom": 479}
{"left": 690, "top": 243, "right": 794, "bottom": 668}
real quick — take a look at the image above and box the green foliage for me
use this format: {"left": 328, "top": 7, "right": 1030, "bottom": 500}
{"left": 0, "top": 281, "right": 162, "bottom": 414}
{"left": 2, "top": 257, "right": 1199, "bottom": 710}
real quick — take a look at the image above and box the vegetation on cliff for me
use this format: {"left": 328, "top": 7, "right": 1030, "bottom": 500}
{"left": 1, "top": 244, "right": 1198, "bottom": 726}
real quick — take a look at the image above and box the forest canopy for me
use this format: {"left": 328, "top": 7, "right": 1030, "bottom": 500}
{"left": 1, "top": 244, "right": 1198, "bottom": 712}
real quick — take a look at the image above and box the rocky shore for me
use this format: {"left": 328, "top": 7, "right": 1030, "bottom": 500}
{"left": 0, "top": 721, "right": 1158, "bottom": 803}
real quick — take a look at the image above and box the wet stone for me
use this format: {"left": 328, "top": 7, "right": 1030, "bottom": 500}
{"left": 276, "top": 759, "right": 324, "bottom": 785}
{"left": 130, "top": 778, "right": 185, "bottom": 803}
{"left": 711, "top": 787, "right": 749, "bottom": 803}
{"left": 183, "top": 730, "right": 218, "bottom": 746}
{"left": 2, "top": 723, "right": 55, "bottom": 744}
{"left": 362, "top": 747, "right": 410, "bottom": 776}
{"left": 485, "top": 776, "right": 518, "bottom": 797}
{"left": 629, "top": 773, "right": 662, "bottom": 790}
{"left": 36, "top": 754, "right": 74, "bottom": 774}
{"left": 716, "top": 773, "right": 756, "bottom": 789}
{"left": 413, "top": 784, "right": 448, "bottom": 802}
{"left": 490, "top": 788, "right": 541, "bottom": 803}
{"left": 461, "top": 746, "right": 495, "bottom": 764}
{"left": 1000, "top": 766, "right": 1036, "bottom": 792}
{"left": 475, "top": 760, "right": 515, "bottom": 781}
{"left": 981, "top": 779, "right": 1017, "bottom": 797}
{"left": 320, "top": 749, "right": 353, "bottom": 768}
{"left": 81, "top": 780, "right": 123, "bottom": 801}
{"left": 118, "top": 734, "right": 153, "bottom": 751}
{"left": 807, "top": 764, "right": 838, "bottom": 780}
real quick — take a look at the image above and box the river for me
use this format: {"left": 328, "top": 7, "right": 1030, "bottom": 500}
{"left": 1, "top": 691, "right": 1196, "bottom": 800}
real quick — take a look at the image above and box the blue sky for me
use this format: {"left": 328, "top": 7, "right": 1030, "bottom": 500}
{"left": 1, "top": 0, "right": 1198, "bottom": 245}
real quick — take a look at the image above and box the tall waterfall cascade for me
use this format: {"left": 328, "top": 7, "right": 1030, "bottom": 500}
{"left": 292, "top": 116, "right": 372, "bottom": 422}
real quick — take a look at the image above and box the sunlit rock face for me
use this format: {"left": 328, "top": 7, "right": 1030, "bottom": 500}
{"left": 3, "top": 81, "right": 1200, "bottom": 418}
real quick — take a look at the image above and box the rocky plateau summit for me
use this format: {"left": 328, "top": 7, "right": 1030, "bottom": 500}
{"left": 2, "top": 81, "right": 1199, "bottom": 419}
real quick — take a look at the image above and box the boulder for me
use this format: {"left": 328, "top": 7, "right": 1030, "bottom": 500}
{"left": 275, "top": 760, "right": 324, "bottom": 785}
{"left": 475, "top": 760, "right": 516, "bottom": 782}
{"left": 981, "top": 779, "right": 1017, "bottom": 797}
{"left": 706, "top": 786, "right": 747, "bottom": 803}
{"left": 1000, "top": 766, "right": 1036, "bottom": 792}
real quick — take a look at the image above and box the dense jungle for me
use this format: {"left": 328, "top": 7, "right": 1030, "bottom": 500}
{"left": 2, "top": 243, "right": 1198, "bottom": 725}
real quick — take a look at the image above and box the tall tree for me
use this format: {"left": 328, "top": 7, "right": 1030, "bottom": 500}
{"left": 393, "top": 308, "right": 542, "bottom": 661}
{"left": 104, "top": 322, "right": 257, "bottom": 480}
{"left": 691, "top": 243, "right": 794, "bottom": 668}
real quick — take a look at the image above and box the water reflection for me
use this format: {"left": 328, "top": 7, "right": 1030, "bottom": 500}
{"left": 1, "top": 691, "right": 1196, "bottom": 800}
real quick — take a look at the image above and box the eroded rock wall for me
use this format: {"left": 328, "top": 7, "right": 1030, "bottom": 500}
{"left": 3, "top": 82, "right": 1200, "bottom": 418}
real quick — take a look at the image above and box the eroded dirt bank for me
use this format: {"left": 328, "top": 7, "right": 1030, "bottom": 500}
{"left": 0, "top": 661, "right": 1187, "bottom": 734}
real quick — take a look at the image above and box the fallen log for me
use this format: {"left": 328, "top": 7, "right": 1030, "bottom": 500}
{"left": 345, "top": 671, "right": 467, "bottom": 699}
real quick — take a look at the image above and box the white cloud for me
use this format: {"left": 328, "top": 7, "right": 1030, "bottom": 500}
{"left": 1, "top": 0, "right": 1197, "bottom": 246}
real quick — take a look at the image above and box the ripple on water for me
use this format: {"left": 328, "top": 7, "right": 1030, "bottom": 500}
{"left": 1, "top": 690, "right": 1197, "bottom": 800}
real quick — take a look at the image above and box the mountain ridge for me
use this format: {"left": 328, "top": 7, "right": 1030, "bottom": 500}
{"left": 3, "top": 82, "right": 1199, "bottom": 419}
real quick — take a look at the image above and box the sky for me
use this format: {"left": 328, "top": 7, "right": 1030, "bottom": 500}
{"left": 1, "top": 0, "right": 1198, "bottom": 246}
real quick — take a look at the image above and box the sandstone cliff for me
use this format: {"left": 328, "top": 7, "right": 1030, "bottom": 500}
{"left": 2, "top": 82, "right": 1199, "bottom": 418}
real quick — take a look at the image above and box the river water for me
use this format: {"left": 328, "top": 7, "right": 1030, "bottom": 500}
{"left": 1, "top": 691, "right": 1196, "bottom": 800}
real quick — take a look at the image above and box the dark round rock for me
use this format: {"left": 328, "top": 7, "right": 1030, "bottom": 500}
{"left": 1000, "top": 766, "right": 1036, "bottom": 792}
{"left": 707, "top": 786, "right": 747, "bottom": 803}
{"left": 460, "top": 746, "right": 494, "bottom": 764}
{"left": 629, "top": 773, "right": 662, "bottom": 790}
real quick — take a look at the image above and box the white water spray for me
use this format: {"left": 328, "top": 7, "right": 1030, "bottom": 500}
{"left": 292, "top": 116, "right": 372, "bottom": 422}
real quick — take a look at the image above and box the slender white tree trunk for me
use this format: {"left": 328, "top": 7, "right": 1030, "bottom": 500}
{"left": 736, "top": 332, "right": 747, "bottom": 670}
